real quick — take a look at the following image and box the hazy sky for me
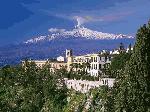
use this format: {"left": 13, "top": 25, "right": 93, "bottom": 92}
{"left": 0, "top": 0, "right": 150, "bottom": 46}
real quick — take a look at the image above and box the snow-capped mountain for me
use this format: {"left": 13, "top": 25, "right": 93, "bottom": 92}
{"left": 0, "top": 26, "right": 135, "bottom": 66}
{"left": 24, "top": 26, "right": 134, "bottom": 44}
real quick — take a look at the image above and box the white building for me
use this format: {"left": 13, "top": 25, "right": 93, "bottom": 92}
{"left": 66, "top": 50, "right": 113, "bottom": 77}
{"left": 22, "top": 42, "right": 131, "bottom": 77}
{"left": 57, "top": 56, "right": 65, "bottom": 62}
{"left": 22, "top": 59, "right": 67, "bottom": 72}
{"left": 64, "top": 78, "right": 115, "bottom": 93}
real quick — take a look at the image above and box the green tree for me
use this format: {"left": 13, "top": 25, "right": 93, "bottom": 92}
{"left": 90, "top": 86, "right": 115, "bottom": 112}
{"left": 110, "top": 53, "right": 131, "bottom": 78}
{"left": 115, "top": 20, "right": 150, "bottom": 112}
{"left": 0, "top": 60, "right": 68, "bottom": 112}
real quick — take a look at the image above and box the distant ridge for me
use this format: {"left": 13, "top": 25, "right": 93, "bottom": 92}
{"left": 24, "top": 26, "right": 134, "bottom": 44}
{"left": 0, "top": 25, "right": 135, "bottom": 66}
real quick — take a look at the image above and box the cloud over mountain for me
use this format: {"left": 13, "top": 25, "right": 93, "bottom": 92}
{"left": 24, "top": 25, "right": 134, "bottom": 44}
{"left": 48, "top": 28, "right": 66, "bottom": 33}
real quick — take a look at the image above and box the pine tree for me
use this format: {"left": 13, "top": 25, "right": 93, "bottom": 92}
{"left": 115, "top": 20, "right": 150, "bottom": 112}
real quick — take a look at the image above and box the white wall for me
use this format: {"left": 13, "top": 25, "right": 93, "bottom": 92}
{"left": 57, "top": 56, "right": 65, "bottom": 62}
{"left": 64, "top": 78, "right": 115, "bottom": 93}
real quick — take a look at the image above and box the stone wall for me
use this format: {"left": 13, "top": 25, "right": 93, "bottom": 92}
{"left": 64, "top": 78, "right": 115, "bottom": 93}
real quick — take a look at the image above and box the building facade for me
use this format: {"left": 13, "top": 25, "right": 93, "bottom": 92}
{"left": 22, "top": 42, "right": 131, "bottom": 76}
{"left": 66, "top": 50, "right": 113, "bottom": 77}
{"left": 22, "top": 59, "right": 67, "bottom": 72}
{"left": 64, "top": 78, "right": 115, "bottom": 93}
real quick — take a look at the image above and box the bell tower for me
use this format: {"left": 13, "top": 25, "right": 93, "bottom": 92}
{"left": 66, "top": 49, "right": 73, "bottom": 57}
{"left": 66, "top": 49, "right": 73, "bottom": 71}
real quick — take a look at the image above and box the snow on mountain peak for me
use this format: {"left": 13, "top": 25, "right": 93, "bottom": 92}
{"left": 24, "top": 36, "right": 47, "bottom": 44}
{"left": 24, "top": 26, "right": 134, "bottom": 44}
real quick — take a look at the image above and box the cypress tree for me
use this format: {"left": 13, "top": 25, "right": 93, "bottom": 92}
{"left": 115, "top": 20, "right": 150, "bottom": 112}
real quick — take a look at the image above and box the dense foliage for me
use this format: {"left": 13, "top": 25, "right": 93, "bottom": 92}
{"left": 110, "top": 53, "right": 131, "bottom": 78}
{"left": 86, "top": 20, "right": 150, "bottom": 112}
{"left": 89, "top": 86, "right": 115, "bottom": 112}
{"left": 0, "top": 61, "right": 68, "bottom": 112}
{"left": 0, "top": 20, "right": 150, "bottom": 112}
{"left": 114, "top": 20, "right": 150, "bottom": 112}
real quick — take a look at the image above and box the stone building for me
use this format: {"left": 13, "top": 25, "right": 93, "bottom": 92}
{"left": 66, "top": 49, "right": 113, "bottom": 77}
{"left": 22, "top": 59, "right": 67, "bottom": 72}
{"left": 64, "top": 78, "right": 115, "bottom": 93}
{"left": 22, "top": 43, "right": 131, "bottom": 76}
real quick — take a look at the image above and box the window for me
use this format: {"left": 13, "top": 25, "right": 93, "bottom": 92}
{"left": 102, "top": 80, "right": 104, "bottom": 84}
{"left": 99, "top": 64, "right": 101, "bottom": 69}
{"left": 105, "top": 80, "right": 108, "bottom": 85}
{"left": 105, "top": 56, "right": 107, "bottom": 61}
{"left": 96, "top": 64, "right": 97, "bottom": 70}
{"left": 95, "top": 73, "right": 98, "bottom": 76}
{"left": 91, "top": 57, "right": 93, "bottom": 62}
{"left": 95, "top": 57, "right": 97, "bottom": 62}
{"left": 109, "top": 57, "right": 111, "bottom": 61}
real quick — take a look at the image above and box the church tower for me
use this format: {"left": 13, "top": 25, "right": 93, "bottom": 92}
{"left": 66, "top": 49, "right": 73, "bottom": 57}
{"left": 66, "top": 49, "right": 73, "bottom": 71}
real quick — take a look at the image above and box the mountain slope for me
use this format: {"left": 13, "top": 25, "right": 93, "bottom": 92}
{"left": 0, "top": 26, "right": 135, "bottom": 66}
{"left": 24, "top": 27, "right": 134, "bottom": 44}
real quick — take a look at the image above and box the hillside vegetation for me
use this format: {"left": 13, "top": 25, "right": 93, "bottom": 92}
{"left": 0, "top": 20, "right": 150, "bottom": 112}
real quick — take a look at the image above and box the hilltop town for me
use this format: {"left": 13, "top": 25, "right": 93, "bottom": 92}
{"left": 22, "top": 43, "right": 132, "bottom": 93}
{"left": 1, "top": 20, "right": 150, "bottom": 112}
{"left": 1, "top": 0, "right": 150, "bottom": 111}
